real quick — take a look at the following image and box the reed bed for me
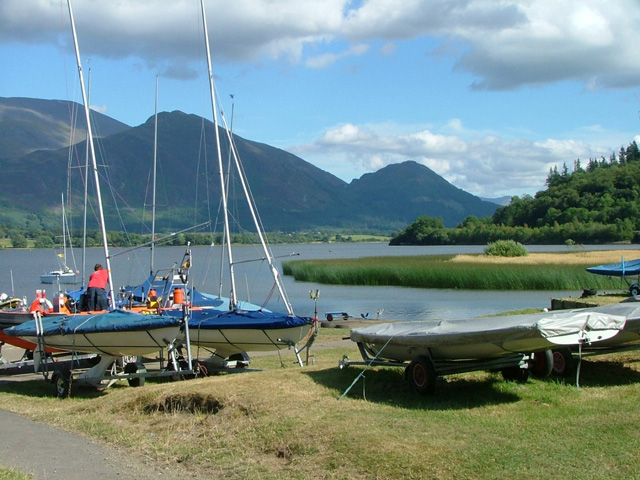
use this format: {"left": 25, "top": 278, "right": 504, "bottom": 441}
{"left": 282, "top": 251, "right": 634, "bottom": 290}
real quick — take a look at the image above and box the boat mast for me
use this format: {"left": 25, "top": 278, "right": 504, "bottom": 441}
{"left": 217, "top": 94, "right": 234, "bottom": 299}
{"left": 150, "top": 75, "right": 158, "bottom": 275}
{"left": 61, "top": 193, "right": 67, "bottom": 268}
{"left": 67, "top": 0, "right": 115, "bottom": 308}
{"left": 200, "top": 0, "right": 237, "bottom": 309}
{"left": 81, "top": 68, "right": 91, "bottom": 286}
{"left": 219, "top": 114, "right": 295, "bottom": 315}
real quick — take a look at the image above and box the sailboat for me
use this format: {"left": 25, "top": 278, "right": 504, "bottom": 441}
{"left": 343, "top": 302, "right": 639, "bottom": 393}
{"left": 5, "top": 0, "right": 184, "bottom": 363}
{"left": 157, "top": 0, "right": 317, "bottom": 367}
{"left": 40, "top": 194, "right": 79, "bottom": 284}
{"left": 587, "top": 256, "right": 640, "bottom": 296}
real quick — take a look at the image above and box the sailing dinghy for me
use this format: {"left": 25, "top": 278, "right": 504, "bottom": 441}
{"left": 41, "top": 195, "right": 79, "bottom": 285}
{"left": 3, "top": 0, "right": 192, "bottom": 397}
{"left": 168, "top": 0, "right": 317, "bottom": 368}
{"left": 341, "top": 302, "right": 637, "bottom": 394}
{"left": 586, "top": 257, "right": 640, "bottom": 296}
{"left": 4, "top": 310, "right": 182, "bottom": 357}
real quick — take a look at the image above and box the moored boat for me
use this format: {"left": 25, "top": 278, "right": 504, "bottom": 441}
{"left": 40, "top": 267, "right": 79, "bottom": 285}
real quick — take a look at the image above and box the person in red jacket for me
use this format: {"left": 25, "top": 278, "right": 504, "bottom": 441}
{"left": 87, "top": 264, "right": 109, "bottom": 311}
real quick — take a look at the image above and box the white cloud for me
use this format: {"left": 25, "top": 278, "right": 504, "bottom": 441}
{"left": 290, "top": 120, "right": 627, "bottom": 197}
{"left": 2, "top": 1, "right": 638, "bottom": 88}
{"left": 305, "top": 43, "right": 369, "bottom": 68}
{"left": 90, "top": 103, "right": 108, "bottom": 115}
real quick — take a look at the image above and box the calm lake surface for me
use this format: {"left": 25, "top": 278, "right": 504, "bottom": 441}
{"left": 0, "top": 243, "right": 637, "bottom": 321}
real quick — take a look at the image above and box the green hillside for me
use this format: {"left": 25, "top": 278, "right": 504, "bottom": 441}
{"left": 0, "top": 97, "right": 498, "bottom": 238}
{"left": 391, "top": 140, "right": 640, "bottom": 245}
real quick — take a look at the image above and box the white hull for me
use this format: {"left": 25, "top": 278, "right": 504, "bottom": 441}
{"left": 40, "top": 272, "right": 78, "bottom": 284}
{"left": 189, "top": 324, "right": 314, "bottom": 357}
{"left": 16, "top": 325, "right": 181, "bottom": 357}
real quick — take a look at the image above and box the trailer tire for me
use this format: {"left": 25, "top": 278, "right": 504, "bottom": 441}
{"left": 52, "top": 370, "right": 72, "bottom": 398}
{"left": 551, "top": 348, "right": 574, "bottom": 377}
{"left": 630, "top": 284, "right": 640, "bottom": 297}
{"left": 408, "top": 355, "right": 437, "bottom": 395}
{"left": 529, "top": 350, "right": 554, "bottom": 378}
{"left": 125, "top": 362, "right": 146, "bottom": 387}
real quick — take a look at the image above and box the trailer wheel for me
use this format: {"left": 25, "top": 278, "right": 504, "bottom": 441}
{"left": 501, "top": 365, "right": 529, "bottom": 383}
{"left": 408, "top": 355, "right": 437, "bottom": 394}
{"left": 551, "top": 348, "right": 574, "bottom": 377}
{"left": 124, "top": 362, "right": 146, "bottom": 387}
{"left": 52, "top": 370, "right": 72, "bottom": 398}
{"left": 630, "top": 284, "right": 640, "bottom": 296}
{"left": 529, "top": 350, "right": 553, "bottom": 378}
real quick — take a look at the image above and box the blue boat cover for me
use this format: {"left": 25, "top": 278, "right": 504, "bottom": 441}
{"left": 586, "top": 258, "right": 640, "bottom": 277}
{"left": 190, "top": 309, "right": 312, "bottom": 330}
{"left": 118, "top": 274, "right": 262, "bottom": 310}
{"left": 5, "top": 310, "right": 181, "bottom": 337}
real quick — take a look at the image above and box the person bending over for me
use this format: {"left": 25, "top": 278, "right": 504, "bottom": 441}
{"left": 87, "top": 263, "right": 109, "bottom": 311}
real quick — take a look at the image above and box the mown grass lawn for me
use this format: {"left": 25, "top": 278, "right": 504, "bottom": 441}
{"left": 0, "top": 327, "right": 639, "bottom": 479}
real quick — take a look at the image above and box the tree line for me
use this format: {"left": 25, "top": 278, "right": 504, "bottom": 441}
{"left": 391, "top": 141, "right": 640, "bottom": 245}
{"left": 0, "top": 225, "right": 382, "bottom": 249}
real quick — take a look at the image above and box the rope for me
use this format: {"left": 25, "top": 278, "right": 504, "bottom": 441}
{"left": 576, "top": 338, "right": 583, "bottom": 389}
{"left": 338, "top": 335, "right": 395, "bottom": 401}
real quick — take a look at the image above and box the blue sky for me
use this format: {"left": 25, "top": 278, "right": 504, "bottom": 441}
{"left": 1, "top": 0, "right": 639, "bottom": 198}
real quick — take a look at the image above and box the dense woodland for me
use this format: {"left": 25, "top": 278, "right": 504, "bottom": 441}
{"left": 391, "top": 140, "right": 640, "bottom": 245}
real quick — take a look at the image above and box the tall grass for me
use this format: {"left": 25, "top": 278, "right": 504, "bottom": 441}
{"left": 283, "top": 254, "right": 625, "bottom": 290}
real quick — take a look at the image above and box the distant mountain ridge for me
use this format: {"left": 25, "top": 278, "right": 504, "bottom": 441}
{"left": 0, "top": 97, "right": 130, "bottom": 159}
{"left": 0, "top": 97, "right": 498, "bottom": 232}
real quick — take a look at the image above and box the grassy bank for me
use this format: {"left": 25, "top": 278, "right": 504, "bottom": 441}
{"left": 0, "top": 329, "right": 639, "bottom": 479}
{"left": 283, "top": 250, "right": 634, "bottom": 290}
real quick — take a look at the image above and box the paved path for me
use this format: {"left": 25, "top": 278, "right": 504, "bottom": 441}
{"left": 0, "top": 409, "right": 172, "bottom": 480}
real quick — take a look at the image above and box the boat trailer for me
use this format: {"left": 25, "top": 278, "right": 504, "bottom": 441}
{"left": 26, "top": 309, "right": 198, "bottom": 398}
{"left": 339, "top": 342, "right": 551, "bottom": 396}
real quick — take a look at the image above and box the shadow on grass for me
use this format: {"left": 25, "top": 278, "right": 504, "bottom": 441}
{"left": 0, "top": 376, "right": 112, "bottom": 399}
{"left": 304, "top": 366, "right": 522, "bottom": 410}
{"left": 549, "top": 357, "right": 640, "bottom": 388}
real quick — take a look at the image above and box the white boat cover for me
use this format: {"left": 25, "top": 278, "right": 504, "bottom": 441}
{"left": 350, "top": 302, "right": 640, "bottom": 354}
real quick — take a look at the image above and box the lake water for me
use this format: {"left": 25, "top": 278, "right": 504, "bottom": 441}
{"left": 0, "top": 243, "right": 636, "bottom": 321}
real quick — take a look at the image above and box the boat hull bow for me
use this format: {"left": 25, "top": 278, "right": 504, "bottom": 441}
{"left": 4, "top": 310, "right": 183, "bottom": 357}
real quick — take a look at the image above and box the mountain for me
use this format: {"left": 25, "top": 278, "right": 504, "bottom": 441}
{"left": 0, "top": 97, "right": 130, "bottom": 159}
{"left": 481, "top": 195, "right": 512, "bottom": 206}
{"left": 0, "top": 98, "right": 498, "bottom": 233}
{"left": 347, "top": 161, "right": 499, "bottom": 229}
